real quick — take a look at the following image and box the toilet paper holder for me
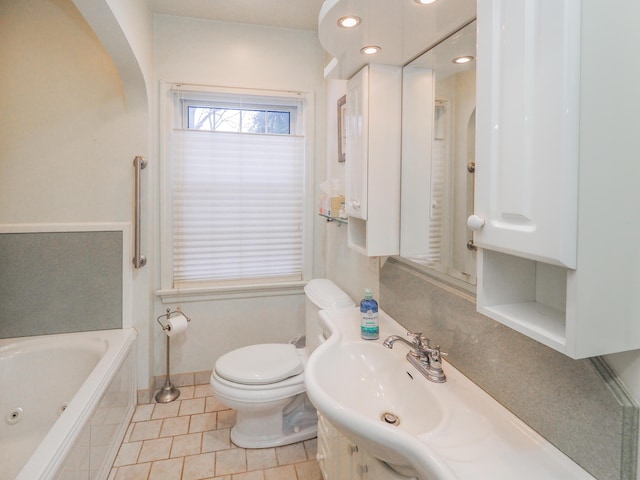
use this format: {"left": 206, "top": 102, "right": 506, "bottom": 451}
{"left": 155, "top": 308, "right": 191, "bottom": 403}
{"left": 156, "top": 308, "right": 190, "bottom": 333}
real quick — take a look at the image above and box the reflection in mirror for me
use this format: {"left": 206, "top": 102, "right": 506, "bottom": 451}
{"left": 400, "top": 21, "right": 477, "bottom": 286}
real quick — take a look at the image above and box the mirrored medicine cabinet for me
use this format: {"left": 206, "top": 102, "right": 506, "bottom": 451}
{"left": 399, "top": 21, "right": 477, "bottom": 287}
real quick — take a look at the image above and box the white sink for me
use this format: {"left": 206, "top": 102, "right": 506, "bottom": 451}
{"left": 305, "top": 307, "right": 596, "bottom": 480}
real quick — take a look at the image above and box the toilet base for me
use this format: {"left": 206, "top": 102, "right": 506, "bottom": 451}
{"left": 230, "top": 422, "right": 318, "bottom": 449}
{"left": 229, "top": 393, "right": 318, "bottom": 449}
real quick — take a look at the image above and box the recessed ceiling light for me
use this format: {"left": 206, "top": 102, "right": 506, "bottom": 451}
{"left": 338, "top": 16, "right": 361, "bottom": 28}
{"left": 453, "top": 55, "right": 475, "bottom": 64}
{"left": 414, "top": 0, "right": 437, "bottom": 4}
{"left": 360, "top": 45, "right": 381, "bottom": 55}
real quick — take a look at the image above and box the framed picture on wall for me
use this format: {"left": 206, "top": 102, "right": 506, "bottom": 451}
{"left": 337, "top": 95, "right": 346, "bottom": 162}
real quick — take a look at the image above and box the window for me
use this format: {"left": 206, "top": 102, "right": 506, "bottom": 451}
{"left": 187, "top": 105, "right": 293, "bottom": 135}
{"left": 164, "top": 85, "right": 309, "bottom": 291}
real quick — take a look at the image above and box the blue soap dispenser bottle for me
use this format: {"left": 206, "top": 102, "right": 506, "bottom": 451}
{"left": 360, "top": 288, "right": 379, "bottom": 340}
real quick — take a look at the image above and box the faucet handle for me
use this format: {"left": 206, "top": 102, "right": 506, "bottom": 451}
{"left": 406, "top": 331, "right": 429, "bottom": 348}
{"left": 406, "top": 331, "right": 421, "bottom": 343}
{"left": 426, "top": 345, "right": 448, "bottom": 363}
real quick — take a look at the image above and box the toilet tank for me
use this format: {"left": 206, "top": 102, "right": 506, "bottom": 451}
{"left": 304, "top": 279, "right": 355, "bottom": 353}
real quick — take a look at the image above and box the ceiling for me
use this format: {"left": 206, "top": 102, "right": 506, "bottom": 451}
{"left": 149, "top": 0, "right": 477, "bottom": 80}
{"left": 149, "top": 0, "right": 326, "bottom": 31}
{"left": 318, "top": 0, "right": 476, "bottom": 79}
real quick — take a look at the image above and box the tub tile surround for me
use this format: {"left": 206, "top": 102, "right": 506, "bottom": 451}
{"left": 0, "top": 230, "right": 123, "bottom": 338}
{"left": 113, "top": 383, "right": 322, "bottom": 480}
{"left": 380, "top": 258, "right": 638, "bottom": 480}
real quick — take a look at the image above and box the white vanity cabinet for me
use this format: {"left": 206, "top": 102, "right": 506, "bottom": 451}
{"left": 316, "top": 414, "right": 416, "bottom": 480}
{"left": 472, "top": 0, "right": 640, "bottom": 358}
{"left": 345, "top": 64, "right": 402, "bottom": 256}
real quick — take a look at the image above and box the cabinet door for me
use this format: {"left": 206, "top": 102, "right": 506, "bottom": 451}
{"left": 345, "top": 66, "right": 369, "bottom": 220}
{"left": 317, "top": 414, "right": 357, "bottom": 479}
{"left": 473, "top": 0, "right": 581, "bottom": 268}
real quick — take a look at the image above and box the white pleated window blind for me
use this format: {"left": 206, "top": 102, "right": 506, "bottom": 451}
{"left": 170, "top": 89, "right": 305, "bottom": 286}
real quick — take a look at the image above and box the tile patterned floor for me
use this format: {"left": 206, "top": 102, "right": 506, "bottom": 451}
{"left": 108, "top": 384, "right": 322, "bottom": 480}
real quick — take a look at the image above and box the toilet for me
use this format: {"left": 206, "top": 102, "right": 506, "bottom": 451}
{"left": 209, "top": 279, "right": 354, "bottom": 448}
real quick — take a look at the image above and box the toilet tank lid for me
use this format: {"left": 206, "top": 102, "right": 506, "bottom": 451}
{"left": 215, "top": 343, "right": 304, "bottom": 385}
{"left": 304, "top": 279, "right": 355, "bottom": 309}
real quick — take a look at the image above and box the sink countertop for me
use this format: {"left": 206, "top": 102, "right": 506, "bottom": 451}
{"left": 306, "top": 306, "right": 597, "bottom": 480}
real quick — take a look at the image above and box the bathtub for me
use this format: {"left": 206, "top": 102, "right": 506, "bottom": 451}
{"left": 0, "top": 328, "right": 137, "bottom": 480}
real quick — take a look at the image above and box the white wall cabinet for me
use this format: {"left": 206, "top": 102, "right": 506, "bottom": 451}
{"left": 345, "top": 64, "right": 402, "bottom": 256}
{"left": 473, "top": 0, "right": 640, "bottom": 358}
{"left": 473, "top": 0, "right": 580, "bottom": 269}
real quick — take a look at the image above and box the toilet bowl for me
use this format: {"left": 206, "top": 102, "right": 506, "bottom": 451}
{"left": 210, "top": 279, "right": 354, "bottom": 448}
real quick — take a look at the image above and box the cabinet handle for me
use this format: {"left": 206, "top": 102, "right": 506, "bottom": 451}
{"left": 467, "top": 215, "right": 485, "bottom": 231}
{"left": 349, "top": 200, "right": 361, "bottom": 210}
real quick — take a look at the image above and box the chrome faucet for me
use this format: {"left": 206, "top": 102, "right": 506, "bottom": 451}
{"left": 383, "top": 331, "right": 447, "bottom": 383}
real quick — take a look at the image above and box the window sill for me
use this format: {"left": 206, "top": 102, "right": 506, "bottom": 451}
{"left": 156, "top": 281, "right": 307, "bottom": 304}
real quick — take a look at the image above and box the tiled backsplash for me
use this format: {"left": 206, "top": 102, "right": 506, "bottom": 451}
{"left": 0, "top": 230, "right": 123, "bottom": 338}
{"left": 380, "top": 257, "right": 638, "bottom": 480}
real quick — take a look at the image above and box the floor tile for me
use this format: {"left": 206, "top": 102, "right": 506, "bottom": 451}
{"left": 275, "top": 443, "right": 307, "bottom": 465}
{"left": 129, "top": 420, "right": 162, "bottom": 442}
{"left": 180, "top": 397, "right": 206, "bottom": 416}
{"left": 215, "top": 448, "right": 247, "bottom": 476}
{"left": 216, "top": 410, "right": 236, "bottom": 429}
{"left": 131, "top": 404, "right": 154, "bottom": 422}
{"left": 205, "top": 395, "right": 229, "bottom": 413}
{"left": 179, "top": 385, "right": 196, "bottom": 399}
{"left": 190, "top": 412, "right": 217, "bottom": 433}
{"left": 194, "top": 383, "right": 213, "bottom": 398}
{"left": 202, "top": 428, "right": 232, "bottom": 453}
{"left": 149, "top": 457, "right": 184, "bottom": 480}
{"left": 183, "top": 452, "right": 216, "bottom": 480}
{"left": 161, "top": 415, "right": 191, "bottom": 437}
{"left": 113, "top": 441, "right": 142, "bottom": 467}
{"left": 114, "top": 462, "right": 151, "bottom": 480}
{"left": 232, "top": 470, "right": 264, "bottom": 480}
{"left": 295, "top": 460, "right": 323, "bottom": 480}
{"left": 111, "top": 387, "right": 321, "bottom": 480}
{"left": 263, "top": 465, "right": 296, "bottom": 480}
{"left": 171, "top": 432, "right": 203, "bottom": 457}
{"left": 246, "top": 448, "right": 277, "bottom": 470}
{"left": 138, "top": 437, "right": 173, "bottom": 463}
{"left": 153, "top": 401, "right": 181, "bottom": 419}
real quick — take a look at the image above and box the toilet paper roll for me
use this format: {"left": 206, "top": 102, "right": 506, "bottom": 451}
{"left": 165, "top": 314, "right": 189, "bottom": 336}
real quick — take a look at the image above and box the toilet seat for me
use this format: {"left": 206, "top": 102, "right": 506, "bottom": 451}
{"left": 215, "top": 343, "right": 304, "bottom": 385}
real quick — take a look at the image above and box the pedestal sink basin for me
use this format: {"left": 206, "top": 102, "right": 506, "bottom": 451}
{"left": 305, "top": 307, "right": 596, "bottom": 480}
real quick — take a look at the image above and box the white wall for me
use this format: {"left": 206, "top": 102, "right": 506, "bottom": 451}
{"left": 151, "top": 15, "right": 327, "bottom": 382}
{"left": 0, "top": 0, "right": 145, "bottom": 225}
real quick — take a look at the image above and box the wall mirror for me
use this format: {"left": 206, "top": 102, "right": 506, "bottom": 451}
{"left": 399, "top": 20, "right": 477, "bottom": 287}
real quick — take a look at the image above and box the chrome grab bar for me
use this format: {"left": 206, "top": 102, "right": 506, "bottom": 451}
{"left": 133, "top": 155, "right": 147, "bottom": 268}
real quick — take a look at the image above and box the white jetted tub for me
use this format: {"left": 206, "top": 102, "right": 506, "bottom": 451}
{"left": 0, "top": 328, "right": 137, "bottom": 480}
